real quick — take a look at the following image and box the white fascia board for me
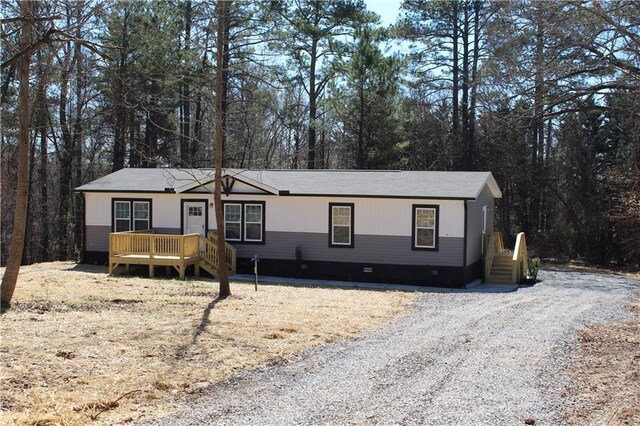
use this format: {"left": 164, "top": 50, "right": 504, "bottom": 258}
{"left": 485, "top": 173, "right": 502, "bottom": 198}
{"left": 225, "top": 170, "right": 281, "bottom": 195}
{"left": 471, "top": 173, "right": 502, "bottom": 199}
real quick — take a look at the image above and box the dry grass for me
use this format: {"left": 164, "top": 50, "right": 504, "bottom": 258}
{"left": 566, "top": 300, "right": 640, "bottom": 425}
{"left": 0, "top": 262, "right": 417, "bottom": 425}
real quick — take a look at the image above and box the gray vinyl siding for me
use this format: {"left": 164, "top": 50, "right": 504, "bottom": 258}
{"left": 234, "top": 232, "right": 463, "bottom": 267}
{"left": 465, "top": 184, "right": 495, "bottom": 266}
{"left": 86, "top": 226, "right": 181, "bottom": 253}
{"left": 86, "top": 225, "right": 111, "bottom": 252}
{"left": 154, "top": 228, "right": 181, "bottom": 235}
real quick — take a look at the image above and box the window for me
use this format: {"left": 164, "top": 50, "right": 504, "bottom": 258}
{"left": 329, "top": 203, "right": 354, "bottom": 247}
{"left": 224, "top": 204, "right": 242, "bottom": 241}
{"left": 133, "top": 201, "right": 150, "bottom": 231}
{"left": 188, "top": 206, "right": 203, "bottom": 217}
{"left": 112, "top": 199, "right": 151, "bottom": 232}
{"left": 412, "top": 205, "right": 438, "bottom": 250}
{"left": 482, "top": 205, "right": 488, "bottom": 233}
{"left": 244, "top": 204, "right": 263, "bottom": 242}
{"left": 114, "top": 201, "right": 130, "bottom": 232}
{"left": 223, "top": 201, "right": 265, "bottom": 243}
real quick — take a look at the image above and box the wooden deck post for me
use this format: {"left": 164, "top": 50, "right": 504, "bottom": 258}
{"left": 149, "top": 265, "right": 155, "bottom": 278}
{"left": 194, "top": 263, "right": 200, "bottom": 278}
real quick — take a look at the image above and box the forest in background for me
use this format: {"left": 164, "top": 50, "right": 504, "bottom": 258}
{"left": 1, "top": 0, "right": 639, "bottom": 268}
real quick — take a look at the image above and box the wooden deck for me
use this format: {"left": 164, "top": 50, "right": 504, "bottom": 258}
{"left": 109, "top": 230, "right": 237, "bottom": 279}
{"left": 483, "top": 231, "right": 529, "bottom": 284}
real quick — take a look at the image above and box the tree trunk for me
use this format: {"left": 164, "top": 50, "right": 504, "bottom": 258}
{"left": 23, "top": 132, "right": 37, "bottom": 265}
{"left": 58, "top": 38, "right": 73, "bottom": 260}
{"left": 221, "top": 8, "right": 231, "bottom": 168}
{"left": 451, "top": 1, "right": 460, "bottom": 169}
{"left": 307, "top": 37, "right": 318, "bottom": 169}
{"left": 112, "top": 8, "right": 129, "bottom": 172}
{"left": 180, "top": 0, "right": 192, "bottom": 167}
{"left": 531, "top": 4, "right": 545, "bottom": 232}
{"left": 1, "top": 0, "right": 34, "bottom": 307}
{"left": 215, "top": 0, "right": 231, "bottom": 298}
{"left": 356, "top": 75, "right": 365, "bottom": 168}
{"left": 461, "top": 1, "right": 470, "bottom": 170}
{"left": 469, "top": 0, "right": 480, "bottom": 170}
{"left": 35, "top": 55, "right": 50, "bottom": 262}
{"left": 72, "top": 15, "right": 84, "bottom": 259}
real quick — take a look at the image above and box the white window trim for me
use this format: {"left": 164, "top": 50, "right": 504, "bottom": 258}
{"left": 331, "top": 205, "right": 352, "bottom": 246}
{"left": 224, "top": 203, "right": 242, "bottom": 241}
{"left": 132, "top": 201, "right": 150, "bottom": 231}
{"left": 243, "top": 204, "right": 263, "bottom": 242}
{"left": 114, "top": 201, "right": 131, "bottom": 232}
{"left": 414, "top": 207, "right": 437, "bottom": 249}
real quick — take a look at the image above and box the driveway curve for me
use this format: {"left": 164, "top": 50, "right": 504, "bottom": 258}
{"left": 152, "top": 270, "right": 639, "bottom": 426}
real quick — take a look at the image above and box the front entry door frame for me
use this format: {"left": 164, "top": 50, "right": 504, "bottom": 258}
{"left": 181, "top": 199, "right": 209, "bottom": 236}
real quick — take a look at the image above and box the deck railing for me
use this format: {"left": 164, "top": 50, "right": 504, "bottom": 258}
{"left": 109, "top": 229, "right": 237, "bottom": 277}
{"left": 110, "top": 230, "right": 199, "bottom": 260}
{"left": 483, "top": 232, "right": 500, "bottom": 280}
{"left": 512, "top": 232, "right": 529, "bottom": 283}
{"left": 207, "top": 231, "right": 238, "bottom": 273}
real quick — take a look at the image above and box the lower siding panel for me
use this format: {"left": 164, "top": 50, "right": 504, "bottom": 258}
{"left": 238, "top": 258, "right": 480, "bottom": 287}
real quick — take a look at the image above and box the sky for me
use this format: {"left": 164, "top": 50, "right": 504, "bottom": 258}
{"left": 364, "top": 0, "right": 403, "bottom": 26}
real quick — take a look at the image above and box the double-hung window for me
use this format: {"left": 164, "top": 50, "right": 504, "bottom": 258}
{"left": 244, "top": 204, "right": 263, "bottom": 242}
{"left": 223, "top": 201, "right": 264, "bottom": 243}
{"left": 412, "top": 205, "right": 438, "bottom": 250}
{"left": 329, "top": 203, "right": 354, "bottom": 247}
{"left": 113, "top": 199, "right": 151, "bottom": 232}
{"left": 224, "top": 204, "right": 242, "bottom": 241}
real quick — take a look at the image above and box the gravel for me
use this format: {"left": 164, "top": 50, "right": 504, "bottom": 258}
{"left": 151, "top": 269, "right": 639, "bottom": 426}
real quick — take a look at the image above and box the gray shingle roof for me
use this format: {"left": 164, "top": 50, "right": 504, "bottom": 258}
{"left": 76, "top": 168, "right": 501, "bottom": 200}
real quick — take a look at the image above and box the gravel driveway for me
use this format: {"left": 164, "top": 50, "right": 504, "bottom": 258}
{"left": 152, "top": 269, "right": 639, "bottom": 426}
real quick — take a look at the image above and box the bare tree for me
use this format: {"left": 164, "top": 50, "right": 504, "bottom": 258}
{"left": 214, "top": 0, "right": 231, "bottom": 298}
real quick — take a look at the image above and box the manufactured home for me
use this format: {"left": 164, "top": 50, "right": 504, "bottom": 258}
{"left": 76, "top": 168, "right": 510, "bottom": 287}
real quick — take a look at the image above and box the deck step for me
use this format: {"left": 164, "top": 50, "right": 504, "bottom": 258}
{"left": 199, "top": 261, "right": 218, "bottom": 277}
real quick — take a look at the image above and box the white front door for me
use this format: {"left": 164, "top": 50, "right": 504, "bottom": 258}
{"left": 184, "top": 201, "right": 206, "bottom": 236}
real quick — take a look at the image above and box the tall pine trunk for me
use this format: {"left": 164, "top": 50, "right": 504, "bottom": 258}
{"left": 451, "top": 1, "right": 460, "bottom": 169}
{"left": 1, "top": 0, "right": 34, "bottom": 306}
{"left": 461, "top": 2, "right": 470, "bottom": 170}
{"left": 468, "top": 0, "right": 480, "bottom": 163}
{"left": 72, "top": 16, "right": 84, "bottom": 260}
{"left": 180, "top": 0, "right": 192, "bottom": 166}
{"left": 531, "top": 4, "right": 545, "bottom": 233}
{"left": 307, "top": 36, "right": 318, "bottom": 169}
{"left": 112, "top": 9, "right": 129, "bottom": 172}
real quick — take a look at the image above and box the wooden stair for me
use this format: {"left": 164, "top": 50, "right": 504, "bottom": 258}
{"left": 483, "top": 232, "right": 528, "bottom": 285}
{"left": 488, "top": 252, "right": 514, "bottom": 283}
{"left": 198, "top": 232, "right": 237, "bottom": 278}
{"left": 198, "top": 258, "right": 218, "bottom": 277}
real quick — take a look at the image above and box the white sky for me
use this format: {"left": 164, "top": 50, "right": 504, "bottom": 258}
{"left": 364, "top": 0, "right": 403, "bottom": 26}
